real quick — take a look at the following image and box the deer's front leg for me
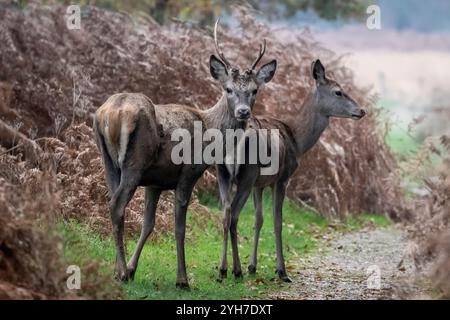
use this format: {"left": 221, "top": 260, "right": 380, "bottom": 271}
{"left": 272, "top": 179, "right": 292, "bottom": 282}
{"left": 217, "top": 165, "right": 233, "bottom": 279}
{"left": 248, "top": 187, "right": 264, "bottom": 274}
{"left": 229, "top": 188, "right": 251, "bottom": 279}
{"left": 229, "top": 167, "right": 258, "bottom": 278}
{"left": 174, "top": 179, "right": 195, "bottom": 289}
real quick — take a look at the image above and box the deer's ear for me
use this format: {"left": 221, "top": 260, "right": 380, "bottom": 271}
{"left": 311, "top": 59, "right": 326, "bottom": 84}
{"left": 210, "top": 55, "right": 228, "bottom": 82}
{"left": 255, "top": 59, "right": 277, "bottom": 86}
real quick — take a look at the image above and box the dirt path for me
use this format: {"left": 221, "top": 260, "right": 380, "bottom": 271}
{"left": 270, "top": 226, "right": 431, "bottom": 300}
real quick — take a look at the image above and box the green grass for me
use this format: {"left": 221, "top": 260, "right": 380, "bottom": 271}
{"left": 386, "top": 125, "right": 420, "bottom": 157}
{"left": 346, "top": 213, "right": 391, "bottom": 230}
{"left": 383, "top": 118, "right": 446, "bottom": 197}
{"left": 376, "top": 98, "right": 420, "bottom": 157}
{"left": 60, "top": 193, "right": 389, "bottom": 300}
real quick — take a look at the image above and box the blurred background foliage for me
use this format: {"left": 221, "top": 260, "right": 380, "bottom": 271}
{"left": 248, "top": 0, "right": 366, "bottom": 21}
{"left": 48, "top": 0, "right": 367, "bottom": 25}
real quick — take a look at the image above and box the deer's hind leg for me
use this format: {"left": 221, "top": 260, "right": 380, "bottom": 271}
{"left": 110, "top": 169, "right": 139, "bottom": 282}
{"left": 95, "top": 130, "right": 120, "bottom": 195}
{"left": 109, "top": 136, "right": 143, "bottom": 282}
{"left": 127, "top": 186, "right": 161, "bottom": 280}
{"left": 95, "top": 128, "right": 132, "bottom": 281}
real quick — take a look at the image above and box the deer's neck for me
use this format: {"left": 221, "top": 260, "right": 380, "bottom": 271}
{"left": 288, "top": 91, "right": 329, "bottom": 157}
{"left": 203, "top": 94, "right": 246, "bottom": 132}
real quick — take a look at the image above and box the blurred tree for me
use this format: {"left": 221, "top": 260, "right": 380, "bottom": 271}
{"left": 166, "top": 0, "right": 219, "bottom": 27}
{"left": 152, "top": 0, "right": 167, "bottom": 24}
{"left": 51, "top": 0, "right": 367, "bottom": 24}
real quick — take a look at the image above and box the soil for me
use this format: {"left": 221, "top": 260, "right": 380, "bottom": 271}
{"left": 270, "top": 226, "right": 433, "bottom": 300}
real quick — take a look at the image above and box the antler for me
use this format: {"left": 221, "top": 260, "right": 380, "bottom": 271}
{"left": 214, "top": 18, "right": 231, "bottom": 69}
{"left": 250, "top": 39, "right": 266, "bottom": 71}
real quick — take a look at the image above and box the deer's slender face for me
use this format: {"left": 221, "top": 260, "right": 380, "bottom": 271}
{"left": 312, "top": 60, "right": 366, "bottom": 120}
{"left": 210, "top": 57, "right": 277, "bottom": 121}
{"left": 209, "top": 19, "right": 277, "bottom": 122}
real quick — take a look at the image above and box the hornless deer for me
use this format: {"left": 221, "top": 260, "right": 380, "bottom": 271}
{"left": 93, "top": 20, "right": 277, "bottom": 289}
{"left": 218, "top": 59, "right": 366, "bottom": 281}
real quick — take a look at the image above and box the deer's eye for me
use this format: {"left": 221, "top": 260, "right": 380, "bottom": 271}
{"left": 334, "top": 90, "right": 343, "bottom": 97}
{"left": 252, "top": 89, "right": 258, "bottom": 95}
{"left": 226, "top": 87, "right": 233, "bottom": 94}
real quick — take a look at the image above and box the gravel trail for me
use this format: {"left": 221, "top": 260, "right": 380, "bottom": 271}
{"left": 270, "top": 227, "right": 431, "bottom": 299}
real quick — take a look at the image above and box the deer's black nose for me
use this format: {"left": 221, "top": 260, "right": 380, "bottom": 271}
{"left": 237, "top": 108, "right": 250, "bottom": 119}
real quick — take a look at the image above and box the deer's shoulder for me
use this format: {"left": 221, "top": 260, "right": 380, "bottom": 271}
{"left": 154, "top": 104, "right": 205, "bottom": 131}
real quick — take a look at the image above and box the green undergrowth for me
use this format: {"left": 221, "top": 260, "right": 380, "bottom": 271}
{"left": 61, "top": 192, "right": 389, "bottom": 299}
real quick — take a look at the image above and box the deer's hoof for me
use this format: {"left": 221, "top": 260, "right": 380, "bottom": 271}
{"left": 248, "top": 265, "right": 257, "bottom": 274}
{"left": 233, "top": 269, "right": 243, "bottom": 279}
{"left": 276, "top": 270, "right": 292, "bottom": 283}
{"left": 114, "top": 271, "right": 130, "bottom": 283}
{"left": 126, "top": 268, "right": 136, "bottom": 281}
{"left": 176, "top": 281, "right": 190, "bottom": 290}
{"left": 219, "top": 268, "right": 227, "bottom": 279}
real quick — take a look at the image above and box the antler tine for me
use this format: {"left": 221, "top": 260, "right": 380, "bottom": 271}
{"left": 250, "top": 39, "right": 266, "bottom": 70}
{"left": 214, "top": 18, "right": 231, "bottom": 68}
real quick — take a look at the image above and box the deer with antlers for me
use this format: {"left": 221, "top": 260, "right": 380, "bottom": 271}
{"left": 218, "top": 59, "right": 366, "bottom": 281}
{"left": 93, "top": 19, "right": 277, "bottom": 289}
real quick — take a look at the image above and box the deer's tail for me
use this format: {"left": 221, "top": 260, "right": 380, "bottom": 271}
{"left": 93, "top": 94, "right": 161, "bottom": 172}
